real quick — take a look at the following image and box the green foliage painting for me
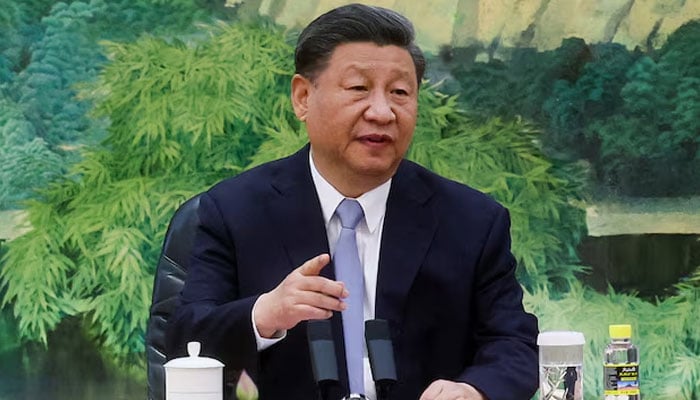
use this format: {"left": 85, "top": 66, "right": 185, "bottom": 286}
{"left": 0, "top": 1, "right": 699, "bottom": 399}
{"left": 451, "top": 23, "right": 700, "bottom": 197}
{"left": 0, "top": 0, "right": 212, "bottom": 209}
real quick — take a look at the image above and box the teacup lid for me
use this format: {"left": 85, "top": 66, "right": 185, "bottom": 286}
{"left": 164, "top": 342, "right": 224, "bottom": 369}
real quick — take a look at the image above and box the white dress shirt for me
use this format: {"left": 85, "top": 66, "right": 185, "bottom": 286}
{"left": 311, "top": 153, "right": 390, "bottom": 400}
{"left": 251, "top": 152, "right": 391, "bottom": 400}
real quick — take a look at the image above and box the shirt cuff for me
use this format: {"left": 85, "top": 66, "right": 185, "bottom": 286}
{"left": 252, "top": 298, "right": 287, "bottom": 351}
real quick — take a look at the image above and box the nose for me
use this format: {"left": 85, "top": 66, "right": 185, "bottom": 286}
{"left": 364, "top": 91, "right": 396, "bottom": 124}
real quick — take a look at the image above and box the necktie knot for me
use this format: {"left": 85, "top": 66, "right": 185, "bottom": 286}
{"left": 336, "top": 199, "right": 364, "bottom": 230}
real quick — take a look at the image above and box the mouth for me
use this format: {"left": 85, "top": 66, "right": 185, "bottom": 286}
{"left": 358, "top": 134, "right": 393, "bottom": 145}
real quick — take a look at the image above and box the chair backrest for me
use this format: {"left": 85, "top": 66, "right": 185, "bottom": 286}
{"left": 146, "top": 194, "right": 202, "bottom": 400}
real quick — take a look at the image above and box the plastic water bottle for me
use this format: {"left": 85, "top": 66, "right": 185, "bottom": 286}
{"left": 604, "top": 324, "right": 640, "bottom": 400}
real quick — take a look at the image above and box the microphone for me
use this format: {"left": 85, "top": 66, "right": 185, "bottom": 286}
{"left": 307, "top": 320, "right": 340, "bottom": 400}
{"left": 365, "top": 319, "right": 397, "bottom": 400}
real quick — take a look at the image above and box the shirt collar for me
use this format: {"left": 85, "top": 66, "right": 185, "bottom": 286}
{"left": 309, "top": 152, "right": 391, "bottom": 233}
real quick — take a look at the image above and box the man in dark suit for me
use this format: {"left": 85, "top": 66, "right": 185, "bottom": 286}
{"left": 166, "top": 4, "right": 538, "bottom": 400}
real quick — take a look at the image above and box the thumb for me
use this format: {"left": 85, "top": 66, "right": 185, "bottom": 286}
{"left": 298, "top": 253, "right": 330, "bottom": 276}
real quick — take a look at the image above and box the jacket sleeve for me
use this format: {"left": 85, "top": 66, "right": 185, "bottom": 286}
{"left": 165, "top": 191, "right": 259, "bottom": 379}
{"left": 458, "top": 207, "right": 539, "bottom": 400}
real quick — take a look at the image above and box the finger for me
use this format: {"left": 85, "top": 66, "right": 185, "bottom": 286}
{"left": 297, "top": 254, "right": 330, "bottom": 276}
{"left": 295, "top": 304, "right": 334, "bottom": 321}
{"left": 420, "top": 380, "right": 444, "bottom": 400}
{"left": 299, "top": 275, "right": 348, "bottom": 299}
{"left": 422, "top": 382, "right": 481, "bottom": 400}
{"left": 295, "top": 290, "right": 347, "bottom": 312}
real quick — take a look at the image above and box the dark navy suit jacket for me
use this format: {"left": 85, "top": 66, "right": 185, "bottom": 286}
{"left": 166, "top": 146, "right": 538, "bottom": 400}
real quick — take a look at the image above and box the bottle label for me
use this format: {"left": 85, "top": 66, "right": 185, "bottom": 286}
{"left": 604, "top": 363, "right": 640, "bottom": 395}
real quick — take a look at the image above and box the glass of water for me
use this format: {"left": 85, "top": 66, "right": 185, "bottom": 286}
{"left": 537, "top": 331, "right": 585, "bottom": 400}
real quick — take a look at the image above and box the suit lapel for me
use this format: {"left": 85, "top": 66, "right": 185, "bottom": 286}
{"left": 376, "top": 161, "right": 437, "bottom": 328}
{"left": 266, "top": 146, "right": 348, "bottom": 391}
{"left": 266, "top": 146, "right": 332, "bottom": 276}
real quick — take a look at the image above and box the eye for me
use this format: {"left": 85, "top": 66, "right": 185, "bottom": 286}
{"left": 392, "top": 88, "right": 409, "bottom": 96}
{"left": 349, "top": 85, "right": 368, "bottom": 91}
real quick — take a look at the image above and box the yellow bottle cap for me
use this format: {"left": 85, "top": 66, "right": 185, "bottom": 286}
{"left": 609, "top": 324, "right": 632, "bottom": 339}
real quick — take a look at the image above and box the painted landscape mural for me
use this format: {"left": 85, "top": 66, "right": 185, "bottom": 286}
{"left": 0, "top": 1, "right": 699, "bottom": 399}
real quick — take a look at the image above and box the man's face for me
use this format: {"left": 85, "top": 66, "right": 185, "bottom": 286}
{"left": 292, "top": 42, "right": 418, "bottom": 196}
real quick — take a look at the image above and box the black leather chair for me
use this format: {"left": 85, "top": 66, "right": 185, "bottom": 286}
{"left": 146, "top": 194, "right": 202, "bottom": 400}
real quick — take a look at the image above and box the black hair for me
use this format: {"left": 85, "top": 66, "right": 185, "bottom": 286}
{"left": 295, "top": 3, "right": 425, "bottom": 85}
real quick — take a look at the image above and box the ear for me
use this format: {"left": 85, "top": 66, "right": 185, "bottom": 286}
{"left": 291, "top": 74, "right": 311, "bottom": 121}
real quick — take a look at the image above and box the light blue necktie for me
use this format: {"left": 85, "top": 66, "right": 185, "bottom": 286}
{"left": 333, "top": 199, "right": 365, "bottom": 395}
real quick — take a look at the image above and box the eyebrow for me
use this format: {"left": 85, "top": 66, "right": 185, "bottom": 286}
{"left": 343, "top": 63, "right": 415, "bottom": 81}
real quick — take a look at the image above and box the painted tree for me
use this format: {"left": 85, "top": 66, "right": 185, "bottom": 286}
{"left": 0, "top": 0, "right": 21, "bottom": 83}
{"left": 1, "top": 20, "right": 295, "bottom": 367}
{"left": 14, "top": 1, "right": 105, "bottom": 147}
{"left": 670, "top": 76, "right": 700, "bottom": 159}
{"left": 0, "top": 0, "right": 220, "bottom": 210}
{"left": 450, "top": 21, "right": 700, "bottom": 197}
{"left": 658, "top": 21, "right": 700, "bottom": 181}
{"left": 543, "top": 42, "right": 637, "bottom": 161}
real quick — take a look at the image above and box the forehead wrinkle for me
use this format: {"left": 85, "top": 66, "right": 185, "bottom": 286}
{"left": 340, "top": 62, "right": 415, "bottom": 82}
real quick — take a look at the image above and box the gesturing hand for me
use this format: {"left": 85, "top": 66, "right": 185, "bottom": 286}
{"left": 420, "top": 380, "right": 486, "bottom": 400}
{"left": 253, "top": 254, "right": 348, "bottom": 338}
